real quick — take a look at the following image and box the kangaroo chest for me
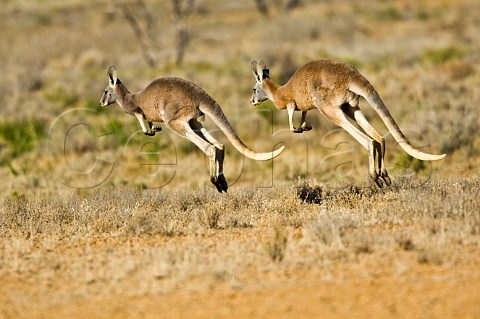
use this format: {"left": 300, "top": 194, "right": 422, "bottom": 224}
{"left": 275, "top": 88, "right": 313, "bottom": 111}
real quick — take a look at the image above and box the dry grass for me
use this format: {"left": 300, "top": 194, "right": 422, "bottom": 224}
{"left": 1, "top": 0, "right": 480, "bottom": 317}
{"left": 1, "top": 176, "right": 479, "bottom": 317}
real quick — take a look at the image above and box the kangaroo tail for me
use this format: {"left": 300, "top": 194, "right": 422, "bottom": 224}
{"left": 201, "top": 105, "right": 284, "bottom": 161}
{"left": 352, "top": 86, "right": 445, "bottom": 161}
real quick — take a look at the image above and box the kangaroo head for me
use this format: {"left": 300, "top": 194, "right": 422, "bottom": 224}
{"left": 100, "top": 66, "right": 119, "bottom": 107}
{"left": 250, "top": 60, "right": 270, "bottom": 106}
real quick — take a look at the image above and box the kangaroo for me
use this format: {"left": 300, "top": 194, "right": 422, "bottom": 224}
{"left": 250, "top": 59, "right": 445, "bottom": 187}
{"left": 100, "top": 66, "right": 284, "bottom": 192}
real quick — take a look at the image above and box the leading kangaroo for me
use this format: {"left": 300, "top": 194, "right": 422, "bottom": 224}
{"left": 250, "top": 59, "right": 445, "bottom": 187}
{"left": 100, "top": 66, "right": 284, "bottom": 192}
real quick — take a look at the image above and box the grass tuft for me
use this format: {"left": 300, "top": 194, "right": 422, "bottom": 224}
{"left": 200, "top": 207, "right": 222, "bottom": 229}
{"left": 264, "top": 225, "right": 288, "bottom": 262}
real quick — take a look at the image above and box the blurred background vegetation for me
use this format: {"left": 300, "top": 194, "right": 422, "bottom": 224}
{"left": 0, "top": 0, "right": 479, "bottom": 196}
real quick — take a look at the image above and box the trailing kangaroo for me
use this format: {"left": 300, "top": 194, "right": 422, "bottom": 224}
{"left": 249, "top": 59, "right": 445, "bottom": 187}
{"left": 100, "top": 66, "right": 284, "bottom": 192}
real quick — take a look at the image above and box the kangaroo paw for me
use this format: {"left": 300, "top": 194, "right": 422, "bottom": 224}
{"left": 292, "top": 127, "right": 304, "bottom": 134}
{"left": 301, "top": 123, "right": 312, "bottom": 131}
{"left": 152, "top": 126, "right": 162, "bottom": 132}
{"left": 144, "top": 131, "right": 155, "bottom": 136}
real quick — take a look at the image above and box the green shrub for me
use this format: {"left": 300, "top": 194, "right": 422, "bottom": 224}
{"left": 0, "top": 119, "right": 46, "bottom": 165}
{"left": 375, "top": 7, "right": 403, "bottom": 21}
{"left": 394, "top": 152, "right": 426, "bottom": 173}
{"left": 422, "top": 46, "right": 466, "bottom": 65}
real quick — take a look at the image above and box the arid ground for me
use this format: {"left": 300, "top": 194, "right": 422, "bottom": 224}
{"left": 1, "top": 0, "right": 479, "bottom": 318}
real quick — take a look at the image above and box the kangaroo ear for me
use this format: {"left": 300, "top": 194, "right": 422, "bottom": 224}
{"left": 251, "top": 60, "right": 264, "bottom": 83}
{"left": 259, "top": 60, "right": 269, "bottom": 79}
{"left": 251, "top": 60, "right": 259, "bottom": 79}
{"left": 108, "top": 66, "right": 118, "bottom": 86}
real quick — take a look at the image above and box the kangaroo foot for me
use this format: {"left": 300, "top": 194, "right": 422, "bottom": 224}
{"left": 380, "top": 170, "right": 391, "bottom": 186}
{"left": 371, "top": 172, "right": 384, "bottom": 188}
{"left": 211, "top": 174, "right": 228, "bottom": 193}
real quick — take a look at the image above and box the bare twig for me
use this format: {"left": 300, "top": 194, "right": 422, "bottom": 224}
{"left": 171, "top": 0, "right": 195, "bottom": 65}
{"left": 254, "top": 0, "right": 302, "bottom": 16}
{"left": 255, "top": 0, "right": 269, "bottom": 16}
{"left": 115, "top": 0, "right": 158, "bottom": 66}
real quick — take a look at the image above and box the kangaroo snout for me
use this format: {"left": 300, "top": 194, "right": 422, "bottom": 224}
{"left": 250, "top": 97, "right": 260, "bottom": 106}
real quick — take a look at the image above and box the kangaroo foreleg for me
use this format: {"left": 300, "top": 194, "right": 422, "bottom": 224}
{"left": 135, "top": 112, "right": 155, "bottom": 136}
{"left": 288, "top": 104, "right": 303, "bottom": 133}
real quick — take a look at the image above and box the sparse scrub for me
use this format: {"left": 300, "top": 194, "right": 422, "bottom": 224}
{"left": 415, "top": 232, "right": 453, "bottom": 266}
{"left": 295, "top": 181, "right": 322, "bottom": 204}
{"left": 396, "top": 234, "right": 416, "bottom": 251}
{"left": 309, "top": 218, "right": 344, "bottom": 249}
{"left": 439, "top": 105, "right": 479, "bottom": 155}
{"left": 346, "top": 231, "right": 375, "bottom": 255}
{"left": 264, "top": 224, "right": 288, "bottom": 262}
{"left": 200, "top": 207, "right": 222, "bottom": 229}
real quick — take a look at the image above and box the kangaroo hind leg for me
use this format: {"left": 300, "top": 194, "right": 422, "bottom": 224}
{"left": 189, "top": 119, "right": 228, "bottom": 193}
{"left": 320, "top": 101, "right": 383, "bottom": 188}
{"left": 342, "top": 104, "right": 391, "bottom": 186}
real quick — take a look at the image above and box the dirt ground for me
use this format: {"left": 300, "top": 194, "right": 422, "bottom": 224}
{"left": 1, "top": 231, "right": 478, "bottom": 319}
